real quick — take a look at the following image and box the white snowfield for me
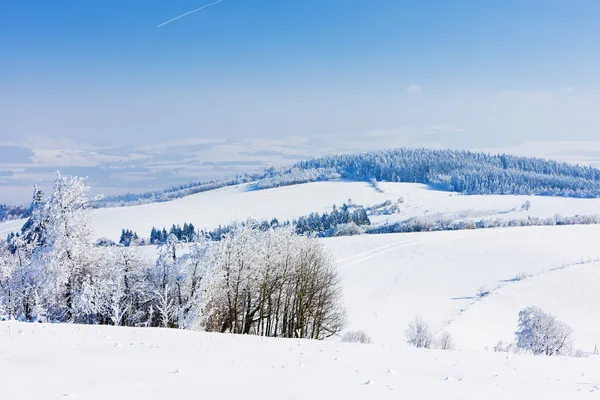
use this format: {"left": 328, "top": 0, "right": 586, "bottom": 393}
{"left": 4, "top": 180, "right": 600, "bottom": 241}
{"left": 2, "top": 321, "right": 600, "bottom": 400}
{"left": 3, "top": 182, "right": 600, "bottom": 399}
{"left": 328, "top": 225, "right": 600, "bottom": 352}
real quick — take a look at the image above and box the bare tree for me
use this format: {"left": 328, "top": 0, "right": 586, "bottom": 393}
{"left": 436, "top": 331, "right": 454, "bottom": 350}
{"left": 405, "top": 316, "right": 433, "bottom": 349}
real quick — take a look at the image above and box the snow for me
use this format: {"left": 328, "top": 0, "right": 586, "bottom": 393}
{"left": 3, "top": 181, "right": 600, "bottom": 241}
{"left": 326, "top": 225, "right": 600, "bottom": 350}
{"left": 2, "top": 321, "right": 600, "bottom": 400}
{"left": 447, "top": 261, "right": 600, "bottom": 352}
{"left": 4, "top": 181, "right": 600, "bottom": 398}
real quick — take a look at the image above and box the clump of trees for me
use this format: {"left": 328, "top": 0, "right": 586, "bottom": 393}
{"left": 0, "top": 203, "right": 29, "bottom": 223}
{"left": 368, "top": 213, "right": 600, "bottom": 235}
{"left": 0, "top": 174, "right": 346, "bottom": 340}
{"left": 202, "top": 226, "right": 346, "bottom": 338}
{"left": 149, "top": 223, "right": 196, "bottom": 245}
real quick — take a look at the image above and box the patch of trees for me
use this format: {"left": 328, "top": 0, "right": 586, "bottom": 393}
{"left": 149, "top": 223, "right": 196, "bottom": 245}
{"left": 295, "top": 148, "right": 600, "bottom": 198}
{"left": 119, "top": 229, "right": 140, "bottom": 246}
{"left": 202, "top": 225, "right": 346, "bottom": 338}
{"left": 368, "top": 214, "right": 600, "bottom": 235}
{"left": 0, "top": 174, "right": 346, "bottom": 340}
{"left": 142, "top": 204, "right": 371, "bottom": 245}
{"left": 89, "top": 148, "right": 600, "bottom": 208}
{"left": 0, "top": 204, "right": 29, "bottom": 223}
{"left": 294, "top": 204, "right": 370, "bottom": 236}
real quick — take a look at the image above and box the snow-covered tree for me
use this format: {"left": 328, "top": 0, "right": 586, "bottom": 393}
{"left": 515, "top": 306, "right": 572, "bottom": 356}
{"left": 203, "top": 223, "right": 345, "bottom": 339}
{"left": 29, "top": 174, "right": 100, "bottom": 322}
{"left": 405, "top": 316, "right": 433, "bottom": 348}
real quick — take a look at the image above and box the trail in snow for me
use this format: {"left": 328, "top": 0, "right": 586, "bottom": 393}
{"left": 335, "top": 239, "right": 413, "bottom": 264}
{"left": 157, "top": 0, "right": 222, "bottom": 28}
{"left": 439, "top": 257, "right": 600, "bottom": 333}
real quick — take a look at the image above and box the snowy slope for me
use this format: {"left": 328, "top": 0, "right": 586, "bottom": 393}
{"left": 4, "top": 180, "right": 600, "bottom": 242}
{"left": 446, "top": 261, "right": 600, "bottom": 352}
{"left": 326, "top": 225, "right": 600, "bottom": 351}
{"left": 2, "top": 321, "right": 600, "bottom": 400}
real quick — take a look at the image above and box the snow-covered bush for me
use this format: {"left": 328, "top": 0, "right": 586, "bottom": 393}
{"left": 333, "top": 222, "right": 365, "bottom": 237}
{"left": 405, "top": 316, "right": 433, "bottom": 349}
{"left": 571, "top": 349, "right": 587, "bottom": 358}
{"left": 436, "top": 331, "right": 454, "bottom": 350}
{"left": 342, "top": 330, "right": 372, "bottom": 344}
{"left": 515, "top": 306, "right": 572, "bottom": 356}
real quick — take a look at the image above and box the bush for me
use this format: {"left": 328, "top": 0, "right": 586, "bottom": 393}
{"left": 333, "top": 222, "right": 365, "bottom": 237}
{"left": 436, "top": 331, "right": 454, "bottom": 350}
{"left": 515, "top": 306, "right": 572, "bottom": 356}
{"left": 342, "top": 330, "right": 372, "bottom": 344}
{"left": 571, "top": 348, "right": 587, "bottom": 358}
{"left": 405, "top": 316, "right": 433, "bottom": 349}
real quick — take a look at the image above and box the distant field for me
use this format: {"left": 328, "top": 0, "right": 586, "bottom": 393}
{"left": 4, "top": 180, "right": 600, "bottom": 242}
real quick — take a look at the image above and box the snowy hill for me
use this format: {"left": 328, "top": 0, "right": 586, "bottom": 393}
{"left": 3, "top": 180, "right": 600, "bottom": 399}
{"left": 2, "top": 321, "right": 600, "bottom": 400}
{"left": 326, "top": 225, "right": 600, "bottom": 352}
{"left": 4, "top": 180, "right": 600, "bottom": 242}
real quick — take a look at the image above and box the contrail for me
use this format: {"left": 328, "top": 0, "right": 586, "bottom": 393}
{"left": 157, "top": 0, "right": 223, "bottom": 28}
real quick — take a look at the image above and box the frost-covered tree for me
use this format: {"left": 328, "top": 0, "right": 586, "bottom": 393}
{"left": 515, "top": 306, "right": 572, "bottom": 356}
{"left": 405, "top": 316, "right": 433, "bottom": 349}
{"left": 29, "top": 174, "right": 100, "bottom": 322}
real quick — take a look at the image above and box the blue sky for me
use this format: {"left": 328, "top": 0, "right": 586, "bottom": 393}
{"left": 1, "top": 0, "right": 600, "bottom": 201}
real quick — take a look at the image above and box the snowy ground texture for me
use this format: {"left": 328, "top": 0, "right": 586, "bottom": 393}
{"left": 2, "top": 321, "right": 600, "bottom": 400}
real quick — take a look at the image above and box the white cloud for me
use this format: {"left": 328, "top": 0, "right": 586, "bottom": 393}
{"left": 406, "top": 84, "right": 423, "bottom": 94}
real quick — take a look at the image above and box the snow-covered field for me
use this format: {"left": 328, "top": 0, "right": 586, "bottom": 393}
{"left": 4, "top": 180, "right": 600, "bottom": 242}
{"left": 2, "top": 321, "right": 600, "bottom": 400}
{"left": 326, "top": 225, "right": 600, "bottom": 352}
{"left": 3, "top": 182, "right": 600, "bottom": 399}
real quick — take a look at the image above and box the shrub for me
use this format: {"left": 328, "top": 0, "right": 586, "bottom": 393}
{"left": 342, "top": 330, "right": 372, "bottom": 344}
{"left": 405, "top": 316, "right": 433, "bottom": 349}
{"left": 436, "top": 331, "right": 454, "bottom": 350}
{"left": 333, "top": 222, "right": 365, "bottom": 237}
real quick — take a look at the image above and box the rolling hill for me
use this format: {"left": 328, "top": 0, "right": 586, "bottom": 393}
{"left": 3, "top": 166, "right": 600, "bottom": 399}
